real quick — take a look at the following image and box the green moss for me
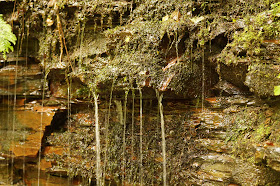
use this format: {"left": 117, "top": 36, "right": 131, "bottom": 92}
{"left": 225, "top": 105, "right": 280, "bottom": 163}
{"left": 218, "top": 2, "right": 280, "bottom": 65}
{"left": 255, "top": 123, "right": 271, "bottom": 141}
{"left": 73, "top": 86, "right": 90, "bottom": 98}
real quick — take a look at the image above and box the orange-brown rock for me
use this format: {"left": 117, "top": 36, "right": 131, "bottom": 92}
{"left": 9, "top": 132, "right": 42, "bottom": 157}
{"left": 40, "top": 158, "right": 53, "bottom": 171}
{"left": 5, "top": 109, "right": 55, "bottom": 157}
{"left": 1, "top": 98, "right": 26, "bottom": 106}
{"left": 0, "top": 63, "right": 44, "bottom": 96}
{"left": 15, "top": 110, "right": 55, "bottom": 131}
{"left": 43, "top": 146, "right": 64, "bottom": 156}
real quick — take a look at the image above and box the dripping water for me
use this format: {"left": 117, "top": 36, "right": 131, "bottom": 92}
{"left": 201, "top": 46, "right": 205, "bottom": 112}
{"left": 122, "top": 89, "right": 129, "bottom": 184}
{"left": 103, "top": 78, "right": 115, "bottom": 185}
{"left": 156, "top": 90, "right": 167, "bottom": 186}
{"left": 114, "top": 98, "right": 124, "bottom": 184}
{"left": 11, "top": 24, "right": 21, "bottom": 184}
{"left": 66, "top": 74, "right": 72, "bottom": 185}
{"left": 1, "top": 59, "right": 8, "bottom": 184}
{"left": 37, "top": 12, "right": 50, "bottom": 185}
{"left": 22, "top": 19, "right": 30, "bottom": 182}
{"left": 78, "top": 19, "right": 85, "bottom": 71}
{"left": 139, "top": 88, "right": 143, "bottom": 186}
{"left": 94, "top": 92, "right": 102, "bottom": 186}
{"left": 6, "top": 57, "right": 11, "bottom": 185}
{"left": 130, "top": 88, "right": 135, "bottom": 182}
{"left": 37, "top": 66, "right": 49, "bottom": 185}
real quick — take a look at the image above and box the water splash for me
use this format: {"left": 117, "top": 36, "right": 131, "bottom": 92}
{"left": 156, "top": 90, "right": 167, "bottom": 186}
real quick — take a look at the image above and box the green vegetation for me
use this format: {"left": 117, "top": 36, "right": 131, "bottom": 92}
{"left": 4, "top": 0, "right": 280, "bottom": 184}
{"left": 226, "top": 105, "right": 280, "bottom": 163}
{"left": 0, "top": 15, "right": 16, "bottom": 59}
{"left": 219, "top": 2, "right": 280, "bottom": 65}
{"left": 274, "top": 85, "right": 280, "bottom": 96}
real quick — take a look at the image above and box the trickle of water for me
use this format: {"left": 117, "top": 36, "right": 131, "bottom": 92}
{"left": 139, "top": 88, "right": 143, "bottom": 186}
{"left": 156, "top": 90, "right": 167, "bottom": 186}
{"left": 22, "top": 22, "right": 30, "bottom": 182}
{"left": 201, "top": 47, "right": 205, "bottom": 112}
{"left": 78, "top": 20, "right": 85, "bottom": 71}
{"left": 38, "top": 70, "right": 48, "bottom": 185}
{"left": 11, "top": 29, "right": 21, "bottom": 184}
{"left": 122, "top": 90, "right": 129, "bottom": 184}
{"left": 103, "top": 79, "right": 115, "bottom": 185}
{"left": 67, "top": 77, "right": 72, "bottom": 185}
{"left": 130, "top": 89, "right": 135, "bottom": 182}
{"left": 94, "top": 92, "right": 102, "bottom": 186}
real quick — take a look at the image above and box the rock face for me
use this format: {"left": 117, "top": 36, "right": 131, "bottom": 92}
{"left": 0, "top": 103, "right": 57, "bottom": 158}
{"left": 0, "top": 0, "right": 280, "bottom": 185}
{"left": 0, "top": 60, "right": 45, "bottom": 96}
{"left": 245, "top": 63, "right": 280, "bottom": 97}
{"left": 42, "top": 96, "right": 280, "bottom": 185}
{"left": 0, "top": 57, "right": 57, "bottom": 158}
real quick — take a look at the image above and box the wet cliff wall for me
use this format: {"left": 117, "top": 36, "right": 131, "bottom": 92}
{"left": 0, "top": 0, "right": 280, "bottom": 185}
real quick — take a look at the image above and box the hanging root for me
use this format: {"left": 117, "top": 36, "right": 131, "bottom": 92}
{"left": 56, "top": 9, "right": 74, "bottom": 72}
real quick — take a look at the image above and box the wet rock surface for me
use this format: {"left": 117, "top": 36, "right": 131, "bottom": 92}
{"left": 0, "top": 60, "right": 44, "bottom": 96}
{"left": 0, "top": 102, "right": 57, "bottom": 158}
{"left": 245, "top": 63, "right": 280, "bottom": 97}
{"left": 0, "top": 93, "right": 280, "bottom": 185}
{"left": 37, "top": 95, "right": 279, "bottom": 185}
{"left": 0, "top": 0, "right": 280, "bottom": 185}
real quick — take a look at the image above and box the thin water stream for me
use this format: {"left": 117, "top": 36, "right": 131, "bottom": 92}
{"left": 139, "top": 88, "right": 143, "bottom": 186}
{"left": 103, "top": 79, "right": 115, "bottom": 185}
{"left": 0, "top": 90, "right": 265, "bottom": 185}
{"left": 122, "top": 90, "right": 128, "bottom": 185}
{"left": 94, "top": 92, "right": 101, "bottom": 186}
{"left": 156, "top": 91, "right": 167, "bottom": 186}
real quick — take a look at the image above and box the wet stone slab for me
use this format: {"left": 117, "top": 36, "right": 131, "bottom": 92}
{"left": 0, "top": 104, "right": 56, "bottom": 158}
{"left": 0, "top": 62, "right": 45, "bottom": 96}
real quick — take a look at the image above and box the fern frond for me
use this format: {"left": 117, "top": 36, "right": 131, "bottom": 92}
{"left": 0, "top": 14, "right": 17, "bottom": 59}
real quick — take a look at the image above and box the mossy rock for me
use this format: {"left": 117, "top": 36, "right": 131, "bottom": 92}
{"left": 245, "top": 63, "right": 280, "bottom": 97}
